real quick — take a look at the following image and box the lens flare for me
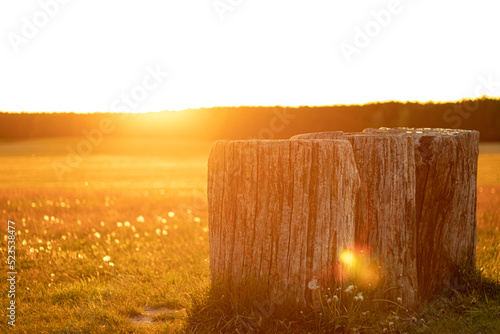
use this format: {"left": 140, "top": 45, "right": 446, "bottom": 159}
{"left": 340, "top": 251, "right": 355, "bottom": 266}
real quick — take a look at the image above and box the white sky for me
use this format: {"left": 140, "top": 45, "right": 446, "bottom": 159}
{"left": 0, "top": 0, "right": 499, "bottom": 113}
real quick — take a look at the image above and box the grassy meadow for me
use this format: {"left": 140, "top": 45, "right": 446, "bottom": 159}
{"left": 1, "top": 136, "right": 499, "bottom": 333}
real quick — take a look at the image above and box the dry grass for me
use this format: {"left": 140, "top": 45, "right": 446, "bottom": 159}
{"left": 0, "top": 137, "right": 498, "bottom": 333}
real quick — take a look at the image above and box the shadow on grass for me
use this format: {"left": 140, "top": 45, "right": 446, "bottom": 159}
{"left": 184, "top": 270, "right": 500, "bottom": 334}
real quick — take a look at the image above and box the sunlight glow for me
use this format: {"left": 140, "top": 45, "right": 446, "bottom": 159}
{"left": 0, "top": 1, "right": 499, "bottom": 113}
{"left": 340, "top": 251, "right": 355, "bottom": 266}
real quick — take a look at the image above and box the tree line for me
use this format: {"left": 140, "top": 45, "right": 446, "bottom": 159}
{"left": 0, "top": 99, "right": 499, "bottom": 141}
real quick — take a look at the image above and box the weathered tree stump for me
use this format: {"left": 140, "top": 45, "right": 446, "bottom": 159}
{"left": 364, "top": 127, "right": 480, "bottom": 299}
{"left": 292, "top": 132, "right": 418, "bottom": 306}
{"left": 208, "top": 140, "right": 360, "bottom": 304}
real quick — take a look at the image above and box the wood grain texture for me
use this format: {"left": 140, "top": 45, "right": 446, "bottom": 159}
{"left": 364, "top": 127, "right": 480, "bottom": 299}
{"left": 292, "top": 132, "right": 418, "bottom": 306}
{"left": 208, "top": 140, "right": 360, "bottom": 304}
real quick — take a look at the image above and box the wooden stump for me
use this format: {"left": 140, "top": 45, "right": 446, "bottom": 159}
{"left": 363, "top": 127, "right": 480, "bottom": 299}
{"left": 292, "top": 132, "right": 418, "bottom": 306}
{"left": 208, "top": 140, "right": 360, "bottom": 304}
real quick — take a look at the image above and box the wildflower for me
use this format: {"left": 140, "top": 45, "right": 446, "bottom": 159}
{"left": 124, "top": 221, "right": 131, "bottom": 227}
{"left": 100, "top": 221, "right": 105, "bottom": 226}
{"left": 202, "top": 227, "right": 209, "bottom": 232}
{"left": 103, "top": 256, "right": 111, "bottom": 262}
{"left": 332, "top": 295, "right": 339, "bottom": 302}
{"left": 308, "top": 278, "right": 319, "bottom": 290}
{"left": 162, "top": 230, "right": 168, "bottom": 236}
{"left": 354, "top": 292, "right": 364, "bottom": 302}
{"left": 344, "top": 285, "right": 355, "bottom": 293}
{"left": 94, "top": 232, "right": 101, "bottom": 239}
{"left": 117, "top": 222, "right": 123, "bottom": 227}
{"left": 136, "top": 216, "right": 145, "bottom": 223}
{"left": 155, "top": 228, "right": 161, "bottom": 236}
{"left": 168, "top": 212, "right": 175, "bottom": 218}
{"left": 134, "top": 233, "right": 140, "bottom": 239}
{"left": 109, "top": 262, "right": 115, "bottom": 267}
{"left": 44, "top": 215, "right": 49, "bottom": 221}
{"left": 327, "top": 298, "right": 332, "bottom": 304}
{"left": 114, "top": 239, "right": 120, "bottom": 244}
{"left": 397, "top": 297, "right": 402, "bottom": 304}
{"left": 194, "top": 217, "right": 201, "bottom": 223}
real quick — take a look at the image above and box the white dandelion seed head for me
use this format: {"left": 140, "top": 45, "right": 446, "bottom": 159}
{"left": 344, "top": 285, "right": 355, "bottom": 293}
{"left": 308, "top": 278, "right": 319, "bottom": 290}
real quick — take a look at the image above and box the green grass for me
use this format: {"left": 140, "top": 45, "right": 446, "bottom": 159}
{"left": 1, "top": 137, "right": 499, "bottom": 333}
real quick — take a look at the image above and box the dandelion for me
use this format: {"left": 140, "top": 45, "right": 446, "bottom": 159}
{"left": 193, "top": 217, "right": 201, "bottom": 223}
{"left": 308, "top": 278, "right": 319, "bottom": 290}
{"left": 161, "top": 218, "right": 167, "bottom": 224}
{"left": 354, "top": 292, "right": 364, "bottom": 302}
{"left": 94, "top": 232, "right": 101, "bottom": 239}
{"left": 131, "top": 226, "right": 136, "bottom": 232}
{"left": 103, "top": 256, "right": 111, "bottom": 262}
{"left": 155, "top": 228, "right": 161, "bottom": 236}
{"left": 29, "top": 248, "right": 35, "bottom": 253}
{"left": 124, "top": 221, "right": 131, "bottom": 227}
{"left": 44, "top": 215, "right": 49, "bottom": 221}
{"left": 100, "top": 221, "right": 105, "bottom": 227}
{"left": 344, "top": 285, "right": 355, "bottom": 293}
{"left": 136, "top": 216, "right": 145, "bottom": 223}
{"left": 162, "top": 230, "right": 168, "bottom": 236}
{"left": 327, "top": 298, "right": 332, "bottom": 304}
{"left": 114, "top": 239, "right": 120, "bottom": 244}
{"left": 397, "top": 297, "right": 402, "bottom": 304}
{"left": 134, "top": 233, "right": 140, "bottom": 239}
{"left": 168, "top": 211, "right": 175, "bottom": 218}
{"left": 117, "top": 222, "right": 123, "bottom": 227}
{"left": 109, "top": 262, "right": 115, "bottom": 267}
{"left": 332, "top": 295, "right": 339, "bottom": 302}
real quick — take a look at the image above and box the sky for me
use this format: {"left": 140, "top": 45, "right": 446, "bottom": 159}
{"left": 0, "top": 0, "right": 499, "bottom": 113}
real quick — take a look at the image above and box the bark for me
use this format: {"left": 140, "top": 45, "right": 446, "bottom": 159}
{"left": 364, "top": 127, "right": 480, "bottom": 299}
{"left": 208, "top": 139, "right": 360, "bottom": 304}
{"left": 292, "top": 132, "right": 418, "bottom": 306}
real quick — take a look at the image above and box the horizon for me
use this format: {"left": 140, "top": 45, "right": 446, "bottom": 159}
{"left": 2, "top": 96, "right": 499, "bottom": 114}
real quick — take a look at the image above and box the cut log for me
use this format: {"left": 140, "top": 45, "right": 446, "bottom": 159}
{"left": 292, "top": 132, "right": 418, "bottom": 306}
{"left": 290, "top": 131, "right": 344, "bottom": 140}
{"left": 364, "top": 127, "right": 480, "bottom": 299}
{"left": 208, "top": 139, "right": 360, "bottom": 304}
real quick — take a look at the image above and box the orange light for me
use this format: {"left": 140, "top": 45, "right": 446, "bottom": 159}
{"left": 340, "top": 251, "right": 355, "bottom": 266}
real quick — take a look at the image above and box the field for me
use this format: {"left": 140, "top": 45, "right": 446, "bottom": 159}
{"left": 1, "top": 137, "right": 499, "bottom": 333}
